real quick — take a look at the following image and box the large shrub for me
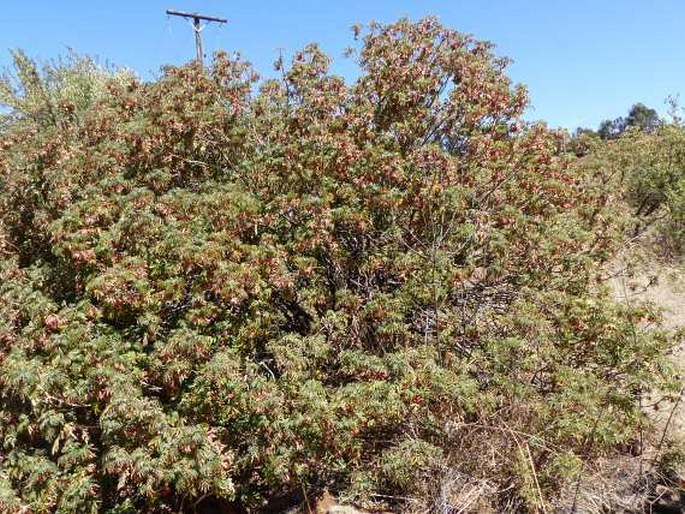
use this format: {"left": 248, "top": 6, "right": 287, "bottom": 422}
{"left": 0, "top": 19, "right": 678, "bottom": 512}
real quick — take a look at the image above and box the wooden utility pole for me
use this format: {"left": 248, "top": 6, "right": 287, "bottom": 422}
{"left": 166, "top": 9, "right": 227, "bottom": 65}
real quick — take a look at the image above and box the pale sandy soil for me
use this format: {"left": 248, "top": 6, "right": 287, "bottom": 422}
{"left": 612, "top": 262, "right": 685, "bottom": 424}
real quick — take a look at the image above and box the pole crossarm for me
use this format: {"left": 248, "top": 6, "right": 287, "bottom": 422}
{"left": 166, "top": 8, "right": 227, "bottom": 65}
{"left": 165, "top": 9, "right": 227, "bottom": 24}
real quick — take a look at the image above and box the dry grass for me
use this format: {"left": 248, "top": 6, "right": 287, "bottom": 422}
{"left": 552, "top": 456, "right": 664, "bottom": 513}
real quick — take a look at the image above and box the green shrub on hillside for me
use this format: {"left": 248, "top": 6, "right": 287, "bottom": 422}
{"left": 584, "top": 124, "right": 685, "bottom": 257}
{"left": 0, "top": 49, "right": 133, "bottom": 131}
{"left": 0, "top": 19, "right": 679, "bottom": 512}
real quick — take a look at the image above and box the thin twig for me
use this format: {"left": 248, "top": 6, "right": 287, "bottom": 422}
{"left": 649, "top": 386, "right": 684, "bottom": 475}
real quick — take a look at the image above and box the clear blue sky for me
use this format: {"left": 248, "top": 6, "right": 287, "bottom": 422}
{"left": 1, "top": 1, "right": 683, "bottom": 130}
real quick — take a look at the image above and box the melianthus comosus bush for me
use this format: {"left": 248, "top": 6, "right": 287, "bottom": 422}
{"left": 0, "top": 18, "right": 678, "bottom": 512}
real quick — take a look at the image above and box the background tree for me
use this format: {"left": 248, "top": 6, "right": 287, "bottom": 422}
{"left": 625, "top": 102, "right": 661, "bottom": 132}
{"left": 597, "top": 102, "right": 661, "bottom": 140}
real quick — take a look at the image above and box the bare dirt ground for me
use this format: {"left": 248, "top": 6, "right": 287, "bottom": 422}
{"left": 612, "top": 258, "right": 685, "bottom": 436}
{"left": 607, "top": 258, "right": 685, "bottom": 513}
{"left": 614, "top": 264, "right": 685, "bottom": 329}
{"left": 612, "top": 261, "right": 685, "bottom": 432}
